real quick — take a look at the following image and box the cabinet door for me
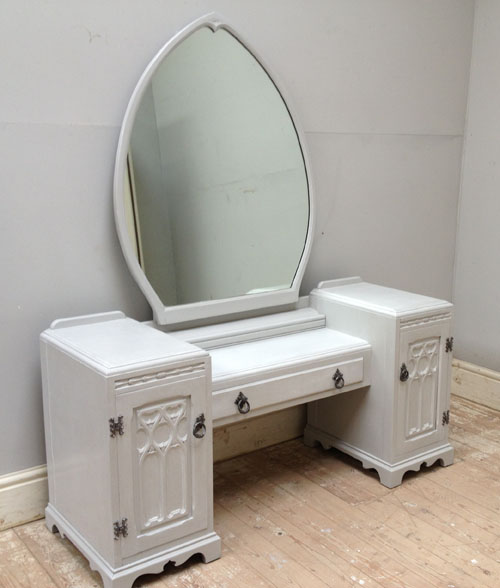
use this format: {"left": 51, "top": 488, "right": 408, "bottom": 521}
{"left": 395, "top": 322, "right": 451, "bottom": 458}
{"left": 115, "top": 376, "right": 210, "bottom": 558}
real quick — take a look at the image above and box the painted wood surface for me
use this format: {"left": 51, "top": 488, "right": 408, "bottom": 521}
{"left": 3, "top": 355, "right": 495, "bottom": 533}
{"left": 3, "top": 395, "right": 500, "bottom": 587}
{"left": 452, "top": 358, "right": 500, "bottom": 411}
{"left": 395, "top": 322, "right": 450, "bottom": 457}
{"left": 40, "top": 316, "right": 221, "bottom": 585}
{"left": 308, "top": 281, "right": 454, "bottom": 485}
{"left": 115, "top": 378, "right": 210, "bottom": 559}
{"left": 0, "top": 404, "right": 307, "bottom": 533}
{"left": 0, "top": 467, "right": 48, "bottom": 532}
{"left": 37, "top": 280, "right": 457, "bottom": 585}
{"left": 168, "top": 307, "right": 325, "bottom": 349}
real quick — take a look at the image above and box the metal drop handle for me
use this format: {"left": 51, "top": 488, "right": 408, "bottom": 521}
{"left": 333, "top": 368, "right": 345, "bottom": 389}
{"left": 400, "top": 363, "right": 409, "bottom": 382}
{"left": 193, "top": 414, "right": 206, "bottom": 438}
{"left": 235, "top": 391, "right": 250, "bottom": 414}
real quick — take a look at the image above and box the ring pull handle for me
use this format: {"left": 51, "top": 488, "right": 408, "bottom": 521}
{"left": 235, "top": 391, "right": 250, "bottom": 414}
{"left": 193, "top": 414, "right": 206, "bottom": 438}
{"left": 333, "top": 368, "right": 345, "bottom": 389}
{"left": 400, "top": 363, "right": 409, "bottom": 382}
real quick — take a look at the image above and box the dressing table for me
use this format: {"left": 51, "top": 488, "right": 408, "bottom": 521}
{"left": 40, "top": 14, "right": 454, "bottom": 588}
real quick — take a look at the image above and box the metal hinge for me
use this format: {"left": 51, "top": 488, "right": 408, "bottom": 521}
{"left": 109, "top": 415, "right": 124, "bottom": 438}
{"left": 113, "top": 518, "right": 128, "bottom": 540}
{"left": 442, "top": 410, "right": 450, "bottom": 426}
{"left": 445, "top": 337, "right": 454, "bottom": 353}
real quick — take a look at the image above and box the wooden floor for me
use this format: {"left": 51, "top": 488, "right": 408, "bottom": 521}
{"left": 2, "top": 395, "right": 500, "bottom": 588}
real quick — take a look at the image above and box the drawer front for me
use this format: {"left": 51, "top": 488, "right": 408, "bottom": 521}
{"left": 213, "top": 356, "right": 364, "bottom": 423}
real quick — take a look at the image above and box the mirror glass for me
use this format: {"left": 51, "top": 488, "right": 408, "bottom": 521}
{"left": 124, "top": 26, "right": 309, "bottom": 307}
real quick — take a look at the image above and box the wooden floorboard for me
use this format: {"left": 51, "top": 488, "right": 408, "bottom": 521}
{"left": 2, "top": 396, "right": 500, "bottom": 588}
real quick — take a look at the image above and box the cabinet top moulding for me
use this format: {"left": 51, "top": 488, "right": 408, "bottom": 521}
{"left": 41, "top": 314, "right": 207, "bottom": 376}
{"left": 314, "top": 279, "right": 453, "bottom": 319}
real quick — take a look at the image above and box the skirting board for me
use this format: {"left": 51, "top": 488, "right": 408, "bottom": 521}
{"left": 0, "top": 465, "right": 48, "bottom": 531}
{"left": 213, "top": 404, "right": 306, "bottom": 462}
{"left": 0, "top": 404, "right": 306, "bottom": 532}
{"left": 452, "top": 358, "right": 500, "bottom": 412}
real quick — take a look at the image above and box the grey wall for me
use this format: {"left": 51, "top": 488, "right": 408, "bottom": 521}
{"left": 453, "top": 0, "right": 500, "bottom": 371}
{"left": 0, "top": 0, "right": 474, "bottom": 476}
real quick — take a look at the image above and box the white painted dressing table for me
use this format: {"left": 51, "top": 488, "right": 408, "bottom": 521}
{"left": 40, "top": 14, "right": 454, "bottom": 588}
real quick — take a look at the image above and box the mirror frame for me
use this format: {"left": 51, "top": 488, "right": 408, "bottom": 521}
{"left": 113, "top": 13, "right": 315, "bottom": 325}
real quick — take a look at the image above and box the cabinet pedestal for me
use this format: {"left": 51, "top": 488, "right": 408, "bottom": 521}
{"left": 307, "top": 279, "right": 454, "bottom": 487}
{"left": 41, "top": 312, "right": 221, "bottom": 588}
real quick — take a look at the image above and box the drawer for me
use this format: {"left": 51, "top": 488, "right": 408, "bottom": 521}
{"left": 212, "top": 356, "right": 364, "bottom": 423}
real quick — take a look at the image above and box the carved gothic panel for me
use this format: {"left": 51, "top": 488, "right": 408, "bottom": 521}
{"left": 404, "top": 337, "right": 440, "bottom": 440}
{"left": 134, "top": 399, "right": 191, "bottom": 532}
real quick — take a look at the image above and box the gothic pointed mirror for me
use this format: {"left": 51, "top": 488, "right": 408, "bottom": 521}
{"left": 114, "top": 14, "right": 314, "bottom": 325}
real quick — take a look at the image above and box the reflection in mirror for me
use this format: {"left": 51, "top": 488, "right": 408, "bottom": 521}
{"left": 124, "top": 26, "right": 309, "bottom": 306}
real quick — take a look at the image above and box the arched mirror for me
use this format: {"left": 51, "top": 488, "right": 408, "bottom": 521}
{"left": 114, "top": 15, "right": 313, "bottom": 325}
